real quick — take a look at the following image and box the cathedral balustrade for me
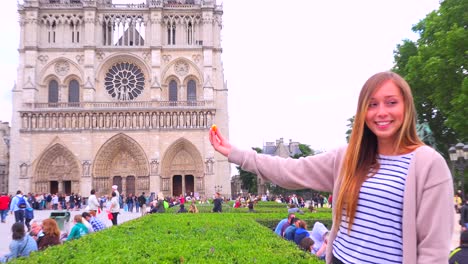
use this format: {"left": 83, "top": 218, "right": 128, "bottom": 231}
{"left": 23, "top": 100, "right": 214, "bottom": 109}
{"left": 19, "top": 108, "right": 215, "bottom": 132}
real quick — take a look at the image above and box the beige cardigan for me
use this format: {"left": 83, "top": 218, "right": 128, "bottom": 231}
{"left": 229, "top": 145, "right": 454, "bottom": 264}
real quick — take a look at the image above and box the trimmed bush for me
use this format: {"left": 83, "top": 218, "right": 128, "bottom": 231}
{"left": 13, "top": 202, "right": 331, "bottom": 263}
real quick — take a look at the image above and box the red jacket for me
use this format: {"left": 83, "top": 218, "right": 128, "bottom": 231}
{"left": 0, "top": 195, "right": 10, "bottom": 210}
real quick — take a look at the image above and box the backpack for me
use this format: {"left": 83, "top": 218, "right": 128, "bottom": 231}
{"left": 17, "top": 196, "right": 27, "bottom": 209}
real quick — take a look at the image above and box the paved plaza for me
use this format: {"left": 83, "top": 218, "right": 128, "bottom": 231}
{"left": 0, "top": 208, "right": 464, "bottom": 259}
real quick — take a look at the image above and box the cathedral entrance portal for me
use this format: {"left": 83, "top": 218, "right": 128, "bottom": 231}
{"left": 93, "top": 134, "right": 149, "bottom": 196}
{"left": 34, "top": 143, "right": 81, "bottom": 195}
{"left": 161, "top": 138, "right": 205, "bottom": 197}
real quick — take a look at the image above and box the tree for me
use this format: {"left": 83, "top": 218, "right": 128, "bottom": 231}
{"left": 237, "top": 147, "right": 262, "bottom": 194}
{"left": 392, "top": 0, "right": 467, "bottom": 156}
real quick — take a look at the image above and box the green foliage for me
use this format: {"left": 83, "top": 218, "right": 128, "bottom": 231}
{"left": 13, "top": 202, "right": 331, "bottom": 264}
{"left": 392, "top": 0, "right": 467, "bottom": 155}
{"left": 237, "top": 147, "right": 263, "bottom": 194}
{"left": 345, "top": 116, "right": 355, "bottom": 143}
{"left": 293, "top": 144, "right": 314, "bottom": 158}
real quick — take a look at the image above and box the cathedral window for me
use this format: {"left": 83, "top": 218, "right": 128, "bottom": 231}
{"left": 187, "top": 22, "right": 193, "bottom": 45}
{"left": 169, "top": 80, "right": 178, "bottom": 104}
{"left": 104, "top": 62, "right": 145, "bottom": 101}
{"left": 71, "top": 22, "right": 80, "bottom": 43}
{"left": 187, "top": 80, "right": 196, "bottom": 102}
{"left": 48, "top": 21, "right": 56, "bottom": 44}
{"left": 68, "top": 80, "right": 80, "bottom": 103}
{"left": 102, "top": 15, "right": 145, "bottom": 47}
{"left": 167, "top": 22, "right": 176, "bottom": 45}
{"left": 48, "top": 80, "right": 59, "bottom": 103}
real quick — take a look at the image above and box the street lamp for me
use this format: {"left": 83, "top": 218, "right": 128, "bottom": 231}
{"left": 449, "top": 142, "right": 468, "bottom": 200}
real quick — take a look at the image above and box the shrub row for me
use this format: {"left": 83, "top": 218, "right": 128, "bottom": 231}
{"left": 13, "top": 202, "right": 331, "bottom": 263}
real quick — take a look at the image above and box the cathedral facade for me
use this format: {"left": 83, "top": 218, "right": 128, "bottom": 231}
{"left": 9, "top": 0, "right": 230, "bottom": 198}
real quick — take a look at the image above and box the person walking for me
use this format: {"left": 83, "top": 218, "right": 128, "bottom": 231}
{"left": 87, "top": 189, "right": 100, "bottom": 215}
{"left": 109, "top": 191, "right": 120, "bottom": 226}
{"left": 0, "top": 192, "right": 10, "bottom": 223}
{"left": 138, "top": 192, "right": 146, "bottom": 216}
{"left": 209, "top": 71, "right": 454, "bottom": 263}
{"left": 9, "top": 190, "right": 31, "bottom": 225}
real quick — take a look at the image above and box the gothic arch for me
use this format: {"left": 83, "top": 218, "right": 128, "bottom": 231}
{"left": 96, "top": 53, "right": 151, "bottom": 83}
{"left": 93, "top": 133, "right": 149, "bottom": 178}
{"left": 39, "top": 57, "right": 84, "bottom": 85}
{"left": 160, "top": 138, "right": 204, "bottom": 196}
{"left": 34, "top": 143, "right": 81, "bottom": 194}
{"left": 161, "top": 58, "right": 203, "bottom": 84}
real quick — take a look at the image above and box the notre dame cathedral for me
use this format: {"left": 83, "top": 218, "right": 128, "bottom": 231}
{"left": 9, "top": 0, "right": 230, "bottom": 199}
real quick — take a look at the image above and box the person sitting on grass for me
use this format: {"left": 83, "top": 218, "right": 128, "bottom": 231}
{"left": 177, "top": 204, "right": 188, "bottom": 213}
{"left": 298, "top": 237, "right": 315, "bottom": 253}
{"left": 38, "top": 218, "right": 61, "bottom": 251}
{"left": 189, "top": 202, "right": 198, "bottom": 213}
{"left": 294, "top": 220, "right": 311, "bottom": 245}
{"left": 66, "top": 215, "right": 88, "bottom": 241}
{"left": 0, "top": 222, "right": 37, "bottom": 262}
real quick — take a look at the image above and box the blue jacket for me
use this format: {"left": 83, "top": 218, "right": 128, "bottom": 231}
{"left": 274, "top": 218, "right": 287, "bottom": 236}
{"left": 9, "top": 195, "right": 31, "bottom": 212}
{"left": 294, "top": 228, "right": 310, "bottom": 245}
{"left": 1, "top": 235, "right": 38, "bottom": 262}
{"left": 284, "top": 225, "right": 296, "bottom": 241}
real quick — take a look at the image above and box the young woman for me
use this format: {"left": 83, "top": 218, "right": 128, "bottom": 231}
{"left": 209, "top": 71, "right": 454, "bottom": 264}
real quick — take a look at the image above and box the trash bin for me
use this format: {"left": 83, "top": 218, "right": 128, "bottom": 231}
{"left": 50, "top": 211, "right": 71, "bottom": 231}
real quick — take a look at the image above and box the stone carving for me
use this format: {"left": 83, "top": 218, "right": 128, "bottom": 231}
{"left": 174, "top": 61, "right": 189, "bottom": 76}
{"left": 82, "top": 160, "right": 91, "bottom": 177}
{"left": 162, "top": 55, "right": 172, "bottom": 63}
{"left": 150, "top": 159, "right": 159, "bottom": 175}
{"left": 192, "top": 54, "right": 201, "bottom": 63}
{"left": 38, "top": 55, "right": 49, "bottom": 64}
{"left": 76, "top": 55, "right": 84, "bottom": 64}
{"left": 20, "top": 163, "right": 28, "bottom": 178}
{"left": 205, "top": 157, "right": 214, "bottom": 174}
{"left": 54, "top": 61, "right": 70, "bottom": 76}
{"left": 96, "top": 52, "right": 105, "bottom": 60}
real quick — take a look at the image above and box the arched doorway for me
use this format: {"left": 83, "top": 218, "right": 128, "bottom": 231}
{"left": 33, "top": 143, "right": 81, "bottom": 195}
{"left": 93, "top": 134, "right": 149, "bottom": 196}
{"left": 185, "top": 175, "right": 194, "bottom": 195}
{"left": 172, "top": 175, "right": 182, "bottom": 196}
{"left": 160, "top": 138, "right": 204, "bottom": 197}
{"left": 126, "top": 176, "right": 135, "bottom": 196}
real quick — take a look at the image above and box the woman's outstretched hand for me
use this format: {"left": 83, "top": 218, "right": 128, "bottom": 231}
{"left": 209, "top": 125, "right": 232, "bottom": 157}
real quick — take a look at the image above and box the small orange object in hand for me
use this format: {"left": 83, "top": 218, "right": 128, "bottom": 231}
{"left": 211, "top": 124, "right": 217, "bottom": 132}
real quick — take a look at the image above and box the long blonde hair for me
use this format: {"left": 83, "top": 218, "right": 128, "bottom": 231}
{"left": 334, "top": 72, "right": 424, "bottom": 232}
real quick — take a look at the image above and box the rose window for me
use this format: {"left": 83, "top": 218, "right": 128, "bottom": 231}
{"left": 105, "top": 62, "right": 145, "bottom": 100}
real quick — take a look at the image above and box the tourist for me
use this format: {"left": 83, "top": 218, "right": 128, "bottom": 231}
{"left": 66, "top": 215, "right": 88, "bottom": 241}
{"left": 9, "top": 190, "right": 31, "bottom": 225}
{"left": 38, "top": 219, "right": 61, "bottom": 250}
{"left": 109, "top": 191, "right": 120, "bottom": 226}
{"left": 0, "top": 222, "right": 37, "bottom": 262}
{"left": 0, "top": 192, "right": 10, "bottom": 223}
{"left": 209, "top": 71, "right": 454, "bottom": 263}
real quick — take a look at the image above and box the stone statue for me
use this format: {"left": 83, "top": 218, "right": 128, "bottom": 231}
{"left": 416, "top": 121, "right": 436, "bottom": 147}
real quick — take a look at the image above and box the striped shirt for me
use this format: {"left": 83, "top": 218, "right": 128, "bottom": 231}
{"left": 332, "top": 152, "right": 414, "bottom": 264}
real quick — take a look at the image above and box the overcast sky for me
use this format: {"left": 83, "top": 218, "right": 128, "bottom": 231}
{"left": 0, "top": 0, "right": 440, "bottom": 152}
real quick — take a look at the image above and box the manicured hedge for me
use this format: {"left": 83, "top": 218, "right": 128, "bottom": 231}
{"left": 13, "top": 202, "right": 331, "bottom": 263}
